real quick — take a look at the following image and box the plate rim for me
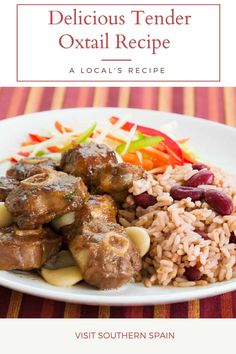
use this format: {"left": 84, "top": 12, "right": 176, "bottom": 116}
{"left": 1, "top": 272, "right": 236, "bottom": 306}
{"left": 1, "top": 106, "right": 236, "bottom": 135}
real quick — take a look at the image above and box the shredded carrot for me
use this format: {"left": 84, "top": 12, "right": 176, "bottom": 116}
{"left": 47, "top": 146, "right": 61, "bottom": 153}
{"left": 151, "top": 158, "right": 168, "bottom": 168}
{"left": 21, "top": 141, "right": 38, "bottom": 147}
{"left": 122, "top": 152, "right": 154, "bottom": 170}
{"left": 55, "top": 121, "right": 73, "bottom": 133}
{"left": 55, "top": 121, "right": 64, "bottom": 133}
{"left": 109, "top": 116, "right": 120, "bottom": 125}
{"left": 154, "top": 142, "right": 166, "bottom": 152}
{"left": 105, "top": 134, "right": 124, "bottom": 143}
{"left": 64, "top": 126, "right": 73, "bottom": 133}
{"left": 96, "top": 130, "right": 125, "bottom": 144}
{"left": 122, "top": 152, "right": 139, "bottom": 164}
{"left": 141, "top": 147, "right": 170, "bottom": 165}
{"left": 177, "top": 138, "right": 190, "bottom": 144}
{"left": 165, "top": 145, "right": 183, "bottom": 166}
{"left": 142, "top": 159, "right": 154, "bottom": 170}
{"left": 182, "top": 149, "right": 197, "bottom": 164}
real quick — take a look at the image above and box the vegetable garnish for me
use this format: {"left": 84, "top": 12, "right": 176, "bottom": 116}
{"left": 180, "top": 142, "right": 197, "bottom": 164}
{"left": 3, "top": 116, "right": 197, "bottom": 173}
{"left": 35, "top": 151, "right": 46, "bottom": 157}
{"left": 142, "top": 147, "right": 170, "bottom": 166}
{"left": 122, "top": 152, "right": 154, "bottom": 171}
{"left": 55, "top": 121, "right": 73, "bottom": 134}
{"left": 135, "top": 131, "right": 145, "bottom": 139}
{"left": 47, "top": 146, "right": 61, "bottom": 153}
{"left": 18, "top": 151, "right": 30, "bottom": 158}
{"left": 110, "top": 116, "right": 184, "bottom": 165}
{"left": 76, "top": 123, "right": 97, "bottom": 143}
{"left": 28, "top": 134, "right": 49, "bottom": 143}
{"left": 116, "top": 136, "right": 163, "bottom": 155}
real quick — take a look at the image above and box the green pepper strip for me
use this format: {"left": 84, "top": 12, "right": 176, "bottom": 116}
{"left": 135, "top": 130, "right": 144, "bottom": 139}
{"left": 35, "top": 151, "right": 46, "bottom": 157}
{"left": 76, "top": 123, "right": 97, "bottom": 143}
{"left": 116, "top": 136, "right": 164, "bottom": 155}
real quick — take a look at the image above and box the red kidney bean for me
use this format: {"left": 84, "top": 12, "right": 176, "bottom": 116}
{"left": 204, "top": 189, "right": 234, "bottom": 216}
{"left": 185, "top": 170, "right": 214, "bottom": 187}
{"left": 229, "top": 233, "right": 236, "bottom": 244}
{"left": 170, "top": 185, "right": 204, "bottom": 201}
{"left": 195, "top": 229, "right": 209, "bottom": 240}
{"left": 134, "top": 192, "right": 156, "bottom": 209}
{"left": 185, "top": 266, "right": 202, "bottom": 281}
{"left": 192, "top": 162, "right": 208, "bottom": 171}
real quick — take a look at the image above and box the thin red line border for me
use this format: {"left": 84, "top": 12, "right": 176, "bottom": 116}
{"left": 16, "top": 3, "right": 221, "bottom": 83}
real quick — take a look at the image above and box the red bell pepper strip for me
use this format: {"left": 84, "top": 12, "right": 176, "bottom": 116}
{"left": 10, "top": 151, "right": 30, "bottom": 164}
{"left": 110, "top": 116, "right": 184, "bottom": 165}
{"left": 55, "top": 121, "right": 73, "bottom": 133}
{"left": 47, "top": 146, "right": 61, "bottom": 153}
{"left": 18, "top": 151, "right": 30, "bottom": 157}
{"left": 29, "top": 133, "right": 49, "bottom": 143}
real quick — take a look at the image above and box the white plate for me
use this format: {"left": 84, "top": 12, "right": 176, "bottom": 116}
{"left": 0, "top": 107, "right": 236, "bottom": 306}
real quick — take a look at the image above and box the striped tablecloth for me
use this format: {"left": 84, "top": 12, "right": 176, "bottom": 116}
{"left": 0, "top": 87, "right": 236, "bottom": 318}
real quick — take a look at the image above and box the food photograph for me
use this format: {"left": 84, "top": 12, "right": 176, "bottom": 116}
{"left": 0, "top": 87, "right": 236, "bottom": 318}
